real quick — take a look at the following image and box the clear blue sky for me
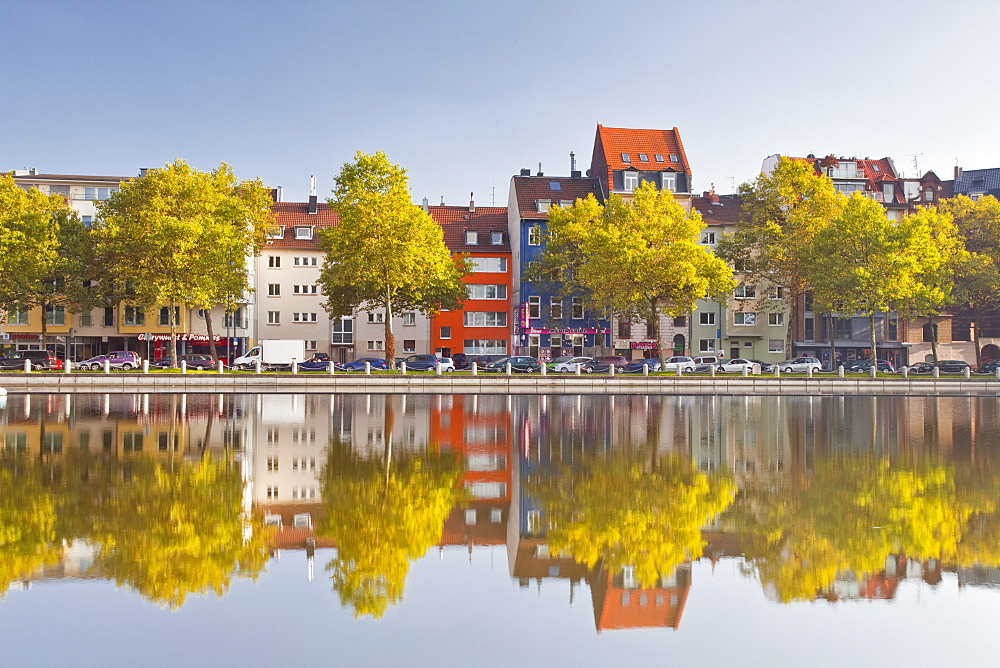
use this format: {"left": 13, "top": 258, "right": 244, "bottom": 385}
{"left": 4, "top": 0, "right": 999, "bottom": 205}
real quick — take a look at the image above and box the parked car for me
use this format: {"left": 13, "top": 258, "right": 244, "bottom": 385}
{"left": 975, "top": 360, "right": 1000, "bottom": 374}
{"left": 843, "top": 359, "right": 895, "bottom": 373}
{"left": 581, "top": 356, "right": 630, "bottom": 373}
{"left": 341, "top": 357, "right": 389, "bottom": 372}
{"left": 398, "top": 354, "right": 455, "bottom": 372}
{"left": 152, "top": 354, "right": 217, "bottom": 370}
{"left": 552, "top": 356, "right": 593, "bottom": 373}
{"left": 660, "top": 356, "right": 696, "bottom": 373}
{"left": 297, "top": 358, "right": 336, "bottom": 371}
{"left": 716, "top": 358, "right": 755, "bottom": 373}
{"left": 621, "top": 358, "right": 662, "bottom": 373}
{"left": 906, "top": 361, "right": 937, "bottom": 374}
{"left": 750, "top": 359, "right": 775, "bottom": 373}
{"left": 0, "top": 350, "right": 59, "bottom": 370}
{"left": 75, "top": 351, "right": 142, "bottom": 371}
{"left": 483, "top": 356, "right": 542, "bottom": 373}
{"left": 693, "top": 355, "right": 723, "bottom": 366}
{"left": 937, "top": 359, "right": 970, "bottom": 373}
{"left": 460, "top": 354, "right": 507, "bottom": 370}
{"left": 777, "top": 357, "right": 822, "bottom": 373}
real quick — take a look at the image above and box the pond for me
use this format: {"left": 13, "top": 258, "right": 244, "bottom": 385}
{"left": 1, "top": 392, "right": 999, "bottom": 666}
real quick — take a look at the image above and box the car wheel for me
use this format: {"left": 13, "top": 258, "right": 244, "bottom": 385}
{"left": 121, "top": 363, "right": 134, "bottom": 371}
{"left": 784, "top": 367, "right": 794, "bottom": 373}
{"left": 194, "top": 365, "right": 206, "bottom": 371}
{"left": 813, "top": 367, "right": 821, "bottom": 373}
{"left": 561, "top": 367, "right": 571, "bottom": 373}
{"left": 685, "top": 366, "right": 694, "bottom": 373}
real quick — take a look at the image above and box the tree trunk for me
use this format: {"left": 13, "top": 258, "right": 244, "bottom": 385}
{"left": 786, "top": 287, "right": 801, "bottom": 361}
{"left": 974, "top": 314, "right": 982, "bottom": 367}
{"left": 869, "top": 312, "right": 878, "bottom": 366}
{"left": 169, "top": 298, "right": 179, "bottom": 361}
{"left": 827, "top": 313, "right": 837, "bottom": 370}
{"left": 651, "top": 298, "right": 666, "bottom": 366}
{"left": 927, "top": 316, "right": 939, "bottom": 364}
{"left": 384, "top": 289, "right": 395, "bottom": 367}
{"left": 40, "top": 299, "right": 49, "bottom": 352}
{"left": 206, "top": 310, "right": 219, "bottom": 362}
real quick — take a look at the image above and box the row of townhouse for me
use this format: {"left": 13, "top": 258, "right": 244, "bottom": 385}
{"left": 8, "top": 126, "right": 1000, "bottom": 365}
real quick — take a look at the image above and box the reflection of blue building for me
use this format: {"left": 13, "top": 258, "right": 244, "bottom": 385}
{"left": 507, "top": 170, "right": 607, "bottom": 360}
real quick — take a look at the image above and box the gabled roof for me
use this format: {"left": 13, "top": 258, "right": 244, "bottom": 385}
{"left": 268, "top": 201, "right": 339, "bottom": 248}
{"left": 426, "top": 205, "right": 510, "bottom": 252}
{"left": 595, "top": 125, "right": 691, "bottom": 174}
{"left": 692, "top": 193, "right": 743, "bottom": 226}
{"left": 510, "top": 175, "right": 600, "bottom": 220}
{"left": 955, "top": 167, "right": 1000, "bottom": 195}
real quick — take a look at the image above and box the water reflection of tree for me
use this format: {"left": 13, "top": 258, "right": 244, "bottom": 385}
{"left": 0, "top": 451, "right": 272, "bottom": 608}
{"left": 317, "top": 401, "right": 461, "bottom": 618}
{"left": 527, "top": 448, "right": 736, "bottom": 588}
{"left": 732, "top": 456, "right": 1000, "bottom": 602}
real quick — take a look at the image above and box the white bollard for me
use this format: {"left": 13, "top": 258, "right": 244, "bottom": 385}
{"left": 329, "top": 361, "right": 336, "bottom": 375}
{"left": 870, "top": 366, "right": 877, "bottom": 379}
{"left": 104, "top": 359, "right": 111, "bottom": 374}
{"left": 471, "top": 362, "right": 477, "bottom": 376}
{"left": 996, "top": 367, "right": 1000, "bottom": 381}
{"left": 505, "top": 362, "right": 512, "bottom": 376}
{"left": 608, "top": 364, "right": 615, "bottom": 377}
{"left": 24, "top": 359, "right": 31, "bottom": 373}
{"left": 933, "top": 366, "right": 940, "bottom": 379}
{"left": 709, "top": 365, "right": 716, "bottom": 377}
{"left": 181, "top": 360, "right": 187, "bottom": 374}
{"left": 838, "top": 365, "right": 845, "bottom": 378}
{"left": 435, "top": 362, "right": 442, "bottom": 376}
{"left": 365, "top": 361, "right": 372, "bottom": 375}
{"left": 292, "top": 361, "right": 298, "bottom": 374}
{"left": 677, "top": 365, "right": 683, "bottom": 377}
{"left": 964, "top": 367, "right": 971, "bottom": 379}
{"left": 742, "top": 365, "right": 749, "bottom": 377}
{"left": 540, "top": 363, "right": 547, "bottom": 376}
{"left": 643, "top": 364, "right": 649, "bottom": 377}
{"left": 774, "top": 366, "right": 780, "bottom": 378}
{"left": 217, "top": 360, "right": 224, "bottom": 374}
{"left": 902, "top": 367, "right": 908, "bottom": 379}
{"left": 255, "top": 360, "right": 262, "bottom": 374}
{"left": 806, "top": 367, "right": 813, "bottom": 378}
{"left": 575, "top": 363, "right": 582, "bottom": 376}
{"left": 142, "top": 360, "right": 149, "bottom": 374}
{"left": 64, "top": 360, "right": 71, "bottom": 375}
{"left": 400, "top": 362, "right": 407, "bottom": 374}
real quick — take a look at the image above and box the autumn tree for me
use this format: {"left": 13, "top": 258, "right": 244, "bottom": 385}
{"left": 96, "top": 160, "right": 274, "bottom": 362}
{"left": 0, "top": 457, "right": 62, "bottom": 598}
{"left": 805, "top": 194, "right": 959, "bottom": 365}
{"left": 716, "top": 157, "right": 845, "bottom": 355}
{"left": 527, "top": 449, "right": 735, "bottom": 588}
{"left": 529, "top": 183, "right": 734, "bottom": 365}
{"left": 319, "top": 151, "right": 471, "bottom": 365}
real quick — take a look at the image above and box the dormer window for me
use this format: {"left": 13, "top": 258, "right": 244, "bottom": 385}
{"left": 872, "top": 165, "right": 881, "bottom": 173}
{"left": 623, "top": 171, "right": 638, "bottom": 192}
{"left": 638, "top": 153, "right": 648, "bottom": 162}
{"left": 924, "top": 188, "right": 934, "bottom": 202}
{"left": 535, "top": 199, "right": 551, "bottom": 213}
{"left": 490, "top": 231, "right": 503, "bottom": 245}
{"left": 295, "top": 226, "right": 313, "bottom": 240}
{"left": 669, "top": 154, "right": 678, "bottom": 163}
{"left": 267, "top": 226, "right": 285, "bottom": 239}
{"left": 621, "top": 153, "right": 631, "bottom": 163}
{"left": 548, "top": 181, "right": 561, "bottom": 191}
{"left": 654, "top": 154, "right": 664, "bottom": 162}
{"left": 465, "top": 230, "right": 478, "bottom": 245}
{"left": 661, "top": 172, "right": 676, "bottom": 192}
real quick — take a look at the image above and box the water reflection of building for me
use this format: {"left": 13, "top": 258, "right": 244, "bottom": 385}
{"left": 590, "top": 565, "right": 691, "bottom": 631}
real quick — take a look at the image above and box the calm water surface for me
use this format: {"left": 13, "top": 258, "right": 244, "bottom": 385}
{"left": 1, "top": 392, "right": 999, "bottom": 667}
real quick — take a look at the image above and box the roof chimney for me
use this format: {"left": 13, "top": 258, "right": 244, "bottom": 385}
{"left": 308, "top": 175, "right": 317, "bottom": 214}
{"left": 570, "top": 151, "right": 577, "bottom": 173}
{"left": 520, "top": 168, "right": 531, "bottom": 176}
{"left": 469, "top": 192, "right": 475, "bottom": 213}
{"left": 440, "top": 196, "right": 445, "bottom": 205}
{"left": 270, "top": 186, "right": 283, "bottom": 203}
{"left": 537, "top": 162, "right": 543, "bottom": 177}
{"left": 422, "top": 197, "right": 429, "bottom": 212}
{"left": 139, "top": 168, "right": 149, "bottom": 177}
{"left": 709, "top": 183, "right": 719, "bottom": 205}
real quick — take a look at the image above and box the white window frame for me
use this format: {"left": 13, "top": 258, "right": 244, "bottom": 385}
{"left": 528, "top": 296, "right": 540, "bottom": 319}
{"left": 699, "top": 339, "right": 716, "bottom": 353}
{"left": 267, "top": 226, "right": 284, "bottom": 239}
{"left": 768, "top": 339, "right": 785, "bottom": 354}
{"left": 734, "top": 312, "right": 757, "bottom": 326}
{"left": 699, "top": 311, "right": 715, "bottom": 325}
{"left": 267, "top": 311, "right": 280, "bottom": 325}
{"left": 465, "top": 230, "right": 478, "bottom": 245}
{"left": 701, "top": 231, "right": 716, "bottom": 245}
{"left": 734, "top": 285, "right": 756, "bottom": 299}
{"left": 401, "top": 312, "right": 416, "bottom": 326}
{"left": 662, "top": 172, "right": 676, "bottom": 191}
{"left": 571, "top": 297, "right": 584, "bottom": 319}
{"left": 295, "top": 226, "right": 313, "bottom": 239}
{"left": 768, "top": 312, "right": 784, "bottom": 326}
{"left": 623, "top": 171, "right": 638, "bottom": 192}
{"left": 268, "top": 283, "right": 280, "bottom": 297}
{"left": 550, "top": 297, "right": 563, "bottom": 320}
{"left": 491, "top": 231, "right": 503, "bottom": 245}
{"left": 268, "top": 256, "right": 280, "bottom": 268}
{"left": 527, "top": 226, "right": 541, "bottom": 246}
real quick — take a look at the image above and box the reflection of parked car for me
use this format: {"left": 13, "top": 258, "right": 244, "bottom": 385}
{"left": 398, "top": 354, "right": 455, "bottom": 372}
{"left": 483, "top": 356, "right": 542, "bottom": 373}
{"left": 552, "top": 356, "right": 593, "bottom": 373}
{"left": 581, "top": 356, "right": 629, "bottom": 373}
{"left": 937, "top": 359, "right": 970, "bottom": 373}
{"left": 716, "top": 358, "right": 755, "bottom": 373}
{"left": 621, "top": 358, "right": 662, "bottom": 373}
{"left": 777, "top": 357, "right": 822, "bottom": 373}
{"left": 660, "top": 356, "right": 696, "bottom": 372}
{"left": 341, "top": 358, "right": 388, "bottom": 372}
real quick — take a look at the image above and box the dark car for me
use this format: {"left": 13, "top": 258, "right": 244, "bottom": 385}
{"left": 398, "top": 354, "right": 455, "bottom": 372}
{"left": 749, "top": 359, "right": 774, "bottom": 373}
{"left": 844, "top": 359, "right": 895, "bottom": 373}
{"left": 937, "top": 359, "right": 970, "bottom": 373}
{"left": 906, "top": 361, "right": 936, "bottom": 374}
{"left": 0, "top": 350, "right": 59, "bottom": 370}
{"left": 297, "top": 358, "right": 336, "bottom": 371}
{"left": 581, "top": 356, "right": 630, "bottom": 373}
{"left": 621, "top": 358, "right": 662, "bottom": 373}
{"left": 975, "top": 360, "right": 1000, "bottom": 374}
{"left": 152, "top": 354, "right": 217, "bottom": 370}
{"left": 482, "top": 356, "right": 542, "bottom": 373}
{"left": 462, "top": 354, "right": 507, "bottom": 370}
{"left": 341, "top": 357, "right": 389, "bottom": 372}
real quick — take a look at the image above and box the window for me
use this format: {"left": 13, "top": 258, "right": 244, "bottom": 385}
{"left": 550, "top": 297, "right": 563, "bottom": 320}
{"left": 368, "top": 312, "right": 384, "bottom": 323}
{"left": 159, "top": 306, "right": 180, "bottom": 326}
{"left": 4, "top": 433, "right": 27, "bottom": 451}
{"left": 465, "top": 230, "right": 478, "bottom": 245}
{"left": 528, "top": 296, "right": 540, "bottom": 319}
{"left": 768, "top": 312, "right": 784, "bottom": 326}
{"left": 267, "top": 226, "right": 284, "bottom": 239}
{"left": 463, "top": 339, "right": 506, "bottom": 354}
{"left": 124, "top": 306, "right": 145, "bottom": 326}
{"left": 268, "top": 256, "right": 280, "bottom": 268}
{"left": 305, "top": 340, "right": 317, "bottom": 350}
{"left": 618, "top": 318, "right": 631, "bottom": 338}
{"left": 646, "top": 322, "right": 655, "bottom": 338}
{"left": 662, "top": 172, "right": 676, "bottom": 191}
{"left": 804, "top": 317, "right": 815, "bottom": 341}
{"left": 669, "top": 154, "right": 678, "bottom": 162}
{"left": 548, "top": 181, "right": 562, "bottom": 191}
{"left": 402, "top": 312, "right": 415, "bottom": 326}
{"left": 491, "top": 231, "right": 503, "bottom": 245}
{"left": 82, "top": 215, "right": 93, "bottom": 227}
{"left": 45, "top": 305, "right": 65, "bottom": 326}
{"left": 403, "top": 339, "right": 415, "bottom": 353}
{"left": 734, "top": 312, "right": 757, "bottom": 326}
{"left": 701, "top": 231, "right": 716, "bottom": 245}
{"left": 527, "top": 226, "right": 541, "bottom": 246}
{"left": 768, "top": 339, "right": 785, "bottom": 354}
{"left": 267, "top": 457, "right": 279, "bottom": 471}
{"left": 638, "top": 153, "right": 648, "bottom": 162}
{"left": 104, "top": 307, "right": 115, "bottom": 326}
{"left": 924, "top": 188, "right": 934, "bottom": 202}
{"left": 292, "top": 312, "right": 317, "bottom": 322}
{"left": 464, "top": 312, "right": 507, "bottom": 327}
{"left": 699, "top": 312, "right": 716, "bottom": 325}
{"left": 368, "top": 340, "right": 384, "bottom": 350}
{"left": 267, "top": 311, "right": 280, "bottom": 325}
{"left": 293, "top": 256, "right": 318, "bottom": 267}
{"left": 623, "top": 171, "right": 638, "bottom": 191}
{"left": 621, "top": 153, "right": 631, "bottom": 163}
{"left": 7, "top": 308, "right": 28, "bottom": 325}
{"left": 224, "top": 309, "right": 242, "bottom": 328}
{"left": 734, "top": 285, "right": 756, "bottom": 299}
{"left": 84, "top": 186, "right": 117, "bottom": 201}
{"left": 769, "top": 287, "right": 785, "bottom": 300}
{"left": 654, "top": 154, "right": 664, "bottom": 162}
{"left": 122, "top": 432, "right": 143, "bottom": 451}
{"left": 674, "top": 316, "right": 686, "bottom": 327}
{"left": 699, "top": 339, "right": 716, "bottom": 353}
{"left": 79, "top": 309, "right": 92, "bottom": 326}
{"left": 268, "top": 283, "right": 280, "bottom": 296}
{"left": 292, "top": 285, "right": 318, "bottom": 295}
{"left": 571, "top": 297, "right": 584, "bottom": 319}
{"left": 471, "top": 257, "right": 508, "bottom": 272}
{"left": 295, "top": 226, "right": 313, "bottom": 239}
{"left": 535, "top": 199, "right": 551, "bottom": 213}
{"left": 440, "top": 326, "right": 452, "bottom": 339}
{"left": 267, "top": 486, "right": 278, "bottom": 499}
{"left": 42, "top": 432, "right": 63, "bottom": 454}
{"left": 331, "top": 317, "right": 353, "bottom": 344}
{"left": 467, "top": 284, "right": 507, "bottom": 299}
{"left": 834, "top": 317, "right": 852, "bottom": 339}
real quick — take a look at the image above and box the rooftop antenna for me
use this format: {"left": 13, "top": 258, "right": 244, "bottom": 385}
{"left": 903, "top": 153, "right": 922, "bottom": 176}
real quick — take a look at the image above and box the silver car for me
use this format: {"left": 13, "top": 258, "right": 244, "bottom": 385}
{"left": 777, "top": 356, "right": 822, "bottom": 373}
{"left": 553, "top": 356, "right": 593, "bottom": 373}
{"left": 661, "top": 356, "right": 696, "bottom": 372}
{"left": 717, "top": 358, "right": 755, "bottom": 373}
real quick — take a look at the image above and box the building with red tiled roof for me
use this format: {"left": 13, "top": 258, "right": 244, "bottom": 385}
{"left": 427, "top": 201, "right": 512, "bottom": 359}
{"left": 589, "top": 124, "right": 693, "bottom": 209}
{"left": 590, "top": 564, "right": 691, "bottom": 632}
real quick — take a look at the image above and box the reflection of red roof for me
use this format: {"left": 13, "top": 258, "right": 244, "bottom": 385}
{"left": 438, "top": 502, "right": 509, "bottom": 546}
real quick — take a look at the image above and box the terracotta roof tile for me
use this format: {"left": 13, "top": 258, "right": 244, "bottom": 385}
{"left": 510, "top": 175, "right": 601, "bottom": 220}
{"left": 267, "top": 201, "right": 339, "bottom": 248}
{"left": 426, "top": 205, "right": 510, "bottom": 251}
{"left": 692, "top": 194, "right": 744, "bottom": 226}
{"left": 596, "top": 125, "right": 691, "bottom": 174}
